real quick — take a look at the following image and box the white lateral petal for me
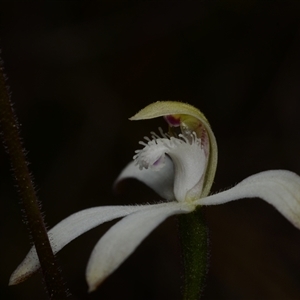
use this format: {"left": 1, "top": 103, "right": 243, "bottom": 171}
{"left": 114, "top": 157, "right": 175, "bottom": 200}
{"left": 196, "top": 170, "right": 300, "bottom": 228}
{"left": 9, "top": 205, "right": 149, "bottom": 285}
{"left": 86, "top": 201, "right": 193, "bottom": 292}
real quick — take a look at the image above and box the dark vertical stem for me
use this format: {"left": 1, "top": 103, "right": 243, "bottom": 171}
{"left": 0, "top": 61, "right": 69, "bottom": 299}
{"left": 178, "top": 209, "right": 209, "bottom": 300}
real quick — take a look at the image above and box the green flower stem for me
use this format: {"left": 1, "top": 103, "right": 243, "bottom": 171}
{"left": 178, "top": 208, "right": 209, "bottom": 300}
{"left": 0, "top": 62, "right": 69, "bottom": 299}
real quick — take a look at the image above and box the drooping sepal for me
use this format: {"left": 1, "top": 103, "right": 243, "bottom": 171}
{"left": 196, "top": 170, "right": 300, "bottom": 229}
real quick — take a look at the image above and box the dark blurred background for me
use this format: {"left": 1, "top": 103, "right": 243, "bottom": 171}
{"left": 1, "top": 2, "right": 300, "bottom": 299}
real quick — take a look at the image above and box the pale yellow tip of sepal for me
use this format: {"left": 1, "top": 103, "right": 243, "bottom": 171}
{"left": 87, "top": 276, "right": 105, "bottom": 293}
{"left": 9, "top": 271, "right": 28, "bottom": 286}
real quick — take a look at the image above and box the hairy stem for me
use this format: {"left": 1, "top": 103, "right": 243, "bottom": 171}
{"left": 0, "top": 60, "right": 69, "bottom": 299}
{"left": 178, "top": 208, "right": 209, "bottom": 300}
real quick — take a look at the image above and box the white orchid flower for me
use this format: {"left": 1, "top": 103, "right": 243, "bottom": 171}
{"left": 9, "top": 101, "right": 300, "bottom": 292}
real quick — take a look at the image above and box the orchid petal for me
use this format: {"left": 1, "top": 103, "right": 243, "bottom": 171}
{"left": 9, "top": 205, "right": 150, "bottom": 285}
{"left": 196, "top": 170, "right": 300, "bottom": 229}
{"left": 114, "top": 157, "right": 175, "bottom": 200}
{"left": 86, "top": 201, "right": 193, "bottom": 292}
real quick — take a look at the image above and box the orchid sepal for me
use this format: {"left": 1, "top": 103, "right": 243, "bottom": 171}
{"left": 196, "top": 170, "right": 300, "bottom": 229}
